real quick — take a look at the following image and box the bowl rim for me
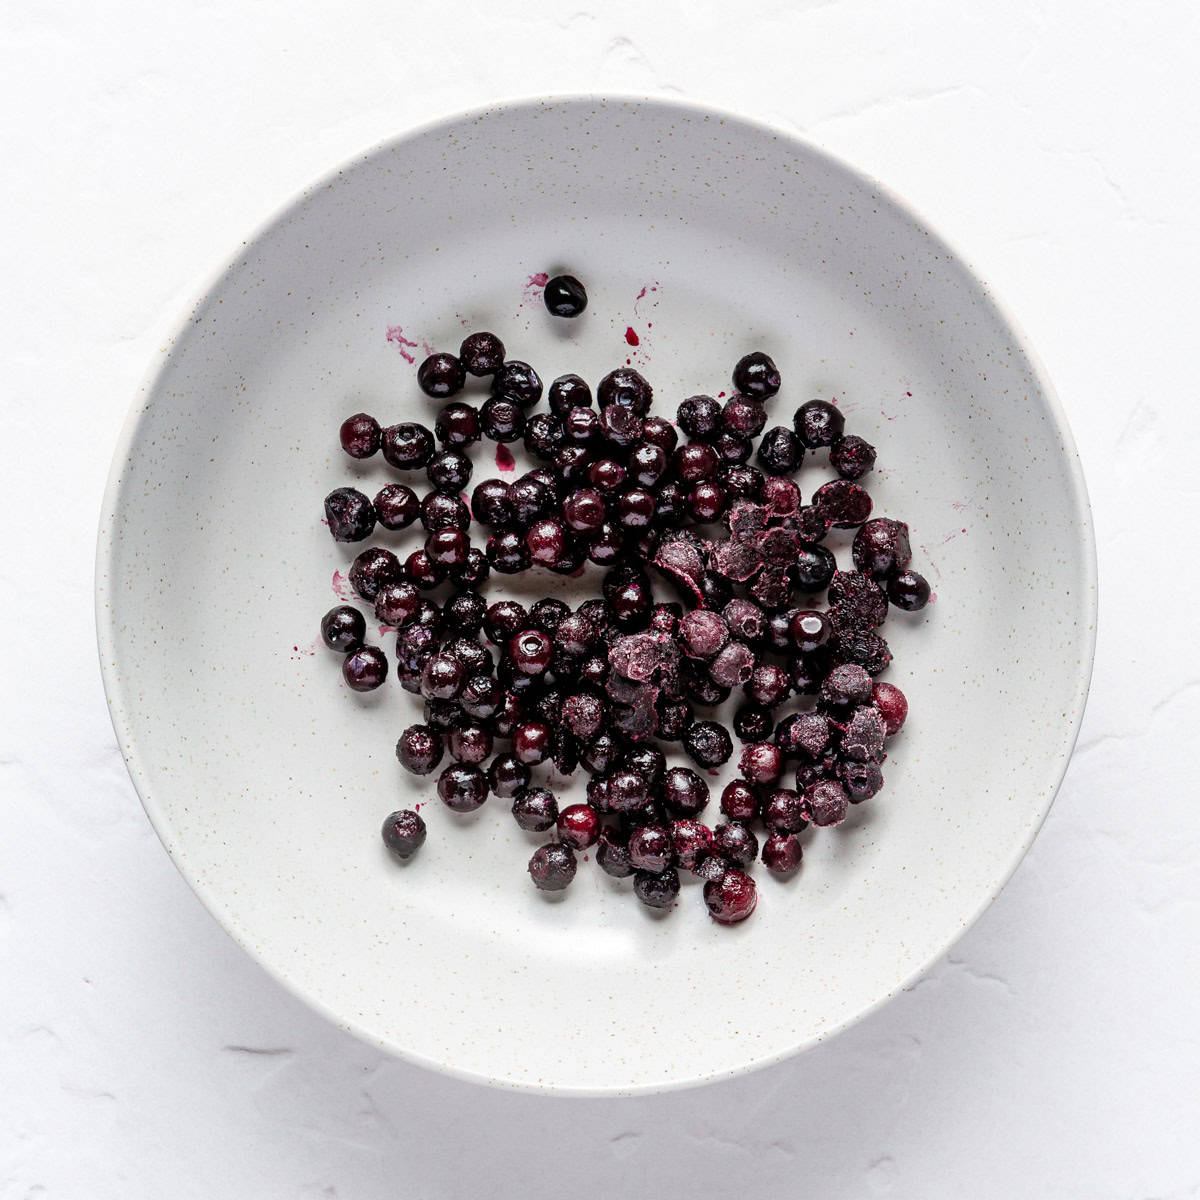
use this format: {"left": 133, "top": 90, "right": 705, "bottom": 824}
{"left": 94, "top": 91, "right": 1098, "bottom": 1097}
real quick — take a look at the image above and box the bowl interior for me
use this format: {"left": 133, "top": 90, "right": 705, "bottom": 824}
{"left": 97, "top": 98, "right": 1094, "bottom": 1094}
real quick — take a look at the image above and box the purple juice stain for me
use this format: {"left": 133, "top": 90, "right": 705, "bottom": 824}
{"left": 385, "top": 325, "right": 419, "bottom": 364}
{"left": 332, "top": 569, "right": 356, "bottom": 601}
{"left": 625, "top": 326, "right": 640, "bottom": 347}
{"left": 495, "top": 445, "right": 515, "bottom": 472}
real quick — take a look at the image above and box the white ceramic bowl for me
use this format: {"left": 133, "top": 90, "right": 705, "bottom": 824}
{"left": 96, "top": 96, "right": 1096, "bottom": 1095}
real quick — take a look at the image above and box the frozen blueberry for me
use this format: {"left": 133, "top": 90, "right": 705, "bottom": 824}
{"left": 459, "top": 331, "right": 505, "bottom": 376}
{"left": 528, "top": 842, "right": 577, "bottom": 891}
{"left": 633, "top": 867, "right": 680, "bottom": 909}
{"left": 761, "top": 788, "right": 807, "bottom": 834}
{"left": 349, "top": 546, "right": 401, "bottom": 602}
{"left": 343, "top": 645, "right": 388, "bottom": 691}
{"left": 543, "top": 274, "right": 588, "bottom": 317}
{"left": 491, "top": 360, "right": 543, "bottom": 408}
{"left": 437, "top": 764, "right": 488, "bottom": 812}
{"left": 814, "top": 480, "right": 873, "bottom": 528}
{"left": 762, "top": 833, "right": 803, "bottom": 874}
{"left": 853, "top": 518, "right": 912, "bottom": 581}
{"left": 418, "top": 352, "right": 466, "bottom": 399}
{"left": 803, "top": 779, "right": 849, "bottom": 827}
{"left": 381, "top": 422, "right": 435, "bottom": 470}
{"left": 374, "top": 483, "right": 420, "bottom": 530}
{"left": 597, "top": 826, "right": 635, "bottom": 877}
{"left": 628, "top": 824, "right": 674, "bottom": 872}
{"left": 321, "top": 605, "right": 366, "bottom": 652}
{"left": 547, "top": 373, "right": 593, "bottom": 417}
{"left": 324, "top": 487, "right": 376, "bottom": 542}
{"left": 598, "top": 367, "right": 652, "bottom": 416}
{"left": 793, "top": 399, "right": 845, "bottom": 448}
{"left": 830, "top": 434, "right": 877, "bottom": 480}
{"left": 756, "top": 426, "right": 804, "bottom": 475}
{"left": 703, "top": 869, "right": 757, "bottom": 924}
{"left": 888, "top": 569, "right": 931, "bottom": 611}
{"left": 340, "top": 412, "right": 381, "bottom": 459}
{"left": 557, "top": 803, "right": 601, "bottom": 848}
{"left": 381, "top": 809, "right": 426, "bottom": 859}
{"left": 872, "top": 681, "right": 908, "bottom": 735}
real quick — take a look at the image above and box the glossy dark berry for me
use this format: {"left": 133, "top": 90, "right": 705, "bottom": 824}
{"left": 720, "top": 465, "right": 765, "bottom": 501}
{"left": 340, "top": 412, "right": 380, "bottom": 458}
{"left": 374, "top": 483, "right": 419, "bottom": 530}
{"left": 395, "top": 624, "right": 438, "bottom": 677}
{"left": 491, "top": 360, "right": 543, "bottom": 408}
{"left": 374, "top": 581, "right": 420, "bottom": 628}
{"left": 489, "top": 753, "right": 531, "bottom": 799}
{"left": 666, "top": 820, "right": 711, "bottom": 872}
{"left": 562, "top": 405, "right": 601, "bottom": 445}
{"left": 381, "top": 809, "right": 426, "bottom": 859}
{"left": 437, "top": 764, "right": 488, "bottom": 812}
{"left": 738, "top": 741, "right": 783, "bottom": 785}
{"left": 324, "top": 487, "right": 376, "bottom": 542}
{"left": 488, "top": 690, "right": 525, "bottom": 739}
{"left": 757, "top": 426, "right": 804, "bottom": 475}
{"left": 557, "top": 803, "right": 601, "bottom": 849}
{"left": 466, "top": 480, "right": 508, "bottom": 529}
{"left": 688, "top": 481, "right": 727, "bottom": 522}
{"left": 446, "top": 724, "right": 491, "bottom": 766}
{"left": 732, "top": 351, "right": 781, "bottom": 399}
{"left": 793, "top": 399, "right": 845, "bottom": 448}
{"left": 558, "top": 488, "right": 603, "bottom": 534}
{"left": 629, "top": 825, "right": 673, "bottom": 872}
{"left": 603, "top": 768, "right": 644, "bottom": 813}
{"left": 404, "top": 548, "right": 447, "bottom": 590}
{"left": 449, "top": 546, "right": 490, "bottom": 588}
{"left": 628, "top": 442, "right": 668, "bottom": 488}
{"left": 518, "top": 415, "right": 559, "bottom": 462}
{"left": 596, "top": 826, "right": 634, "bottom": 877}
{"left": 633, "top": 867, "right": 680, "bottom": 909}
{"left": 872, "top": 681, "right": 908, "bottom": 735}
{"left": 762, "top": 833, "right": 803, "bottom": 874}
{"left": 444, "top": 637, "right": 492, "bottom": 678}
{"left": 720, "top": 779, "right": 759, "bottom": 821}
{"left": 789, "top": 609, "right": 831, "bottom": 654}
{"left": 418, "top": 352, "right": 465, "bottom": 399}
{"left": 321, "top": 605, "right": 366, "bottom": 652}
{"left": 791, "top": 545, "right": 837, "bottom": 593}
{"left": 459, "top": 331, "right": 505, "bottom": 376}
{"left": 349, "top": 546, "right": 401, "bottom": 601}
{"left": 640, "top": 415, "right": 677, "bottom": 453}
{"left": 830, "top": 434, "right": 877, "bottom": 479}
{"left": 484, "top": 600, "right": 528, "bottom": 643}
{"left": 703, "top": 869, "right": 757, "bottom": 923}
{"left": 600, "top": 403, "right": 644, "bottom": 449}
{"left": 853, "top": 518, "right": 912, "bottom": 581}
{"left": 543, "top": 273, "right": 588, "bottom": 317}
{"left": 419, "top": 653, "right": 465, "bottom": 701}
{"left": 713, "top": 431, "right": 753, "bottom": 464}
{"left": 479, "top": 397, "right": 525, "bottom": 442}
{"left": 426, "top": 449, "right": 472, "bottom": 493}
{"left": 342, "top": 645, "right": 388, "bottom": 691}
{"left": 888, "top": 569, "right": 931, "bottom": 611}
{"left": 524, "top": 518, "right": 566, "bottom": 567}
{"left": 597, "top": 367, "right": 652, "bottom": 416}
{"left": 661, "top": 766, "right": 709, "bottom": 817}
{"left": 486, "top": 530, "right": 530, "bottom": 574}
{"left": 420, "top": 490, "right": 469, "bottom": 531}
{"left": 731, "top": 703, "right": 772, "bottom": 744}
{"left": 512, "top": 720, "right": 552, "bottom": 764}
{"left": 721, "top": 394, "right": 767, "bottom": 438}
{"left": 698, "top": 570, "right": 734, "bottom": 611}
{"left": 528, "top": 842, "right": 577, "bottom": 890}
{"left": 547, "top": 373, "right": 593, "bottom": 416}
{"left": 425, "top": 527, "right": 470, "bottom": 568}
{"left": 510, "top": 786, "right": 558, "bottom": 832}
{"left": 714, "top": 820, "right": 758, "bottom": 865}
{"left": 677, "top": 395, "right": 721, "bottom": 440}
{"left": 381, "top": 422, "right": 435, "bottom": 470}
{"left": 507, "top": 476, "right": 551, "bottom": 523}
{"left": 508, "top": 629, "right": 553, "bottom": 676}
{"left": 674, "top": 442, "right": 719, "bottom": 484}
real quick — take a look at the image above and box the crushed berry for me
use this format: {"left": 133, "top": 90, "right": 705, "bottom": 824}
{"left": 325, "top": 487, "right": 376, "bottom": 542}
{"left": 829, "top": 434, "right": 876, "bottom": 479}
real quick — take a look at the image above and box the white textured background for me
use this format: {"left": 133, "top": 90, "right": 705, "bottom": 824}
{"left": 2, "top": 2, "right": 1198, "bottom": 1196}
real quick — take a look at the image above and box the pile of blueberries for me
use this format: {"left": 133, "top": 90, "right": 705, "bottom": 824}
{"left": 320, "top": 276, "right": 930, "bottom": 924}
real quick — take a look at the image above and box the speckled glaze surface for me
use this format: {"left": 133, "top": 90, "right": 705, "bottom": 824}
{"left": 95, "top": 96, "right": 1096, "bottom": 1095}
